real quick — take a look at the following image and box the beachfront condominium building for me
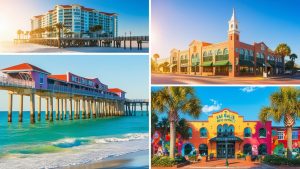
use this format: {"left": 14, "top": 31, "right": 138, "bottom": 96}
{"left": 168, "top": 9, "right": 284, "bottom": 77}
{"left": 31, "top": 4, "right": 118, "bottom": 37}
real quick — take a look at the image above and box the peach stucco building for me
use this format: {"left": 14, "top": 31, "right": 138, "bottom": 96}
{"left": 169, "top": 9, "right": 284, "bottom": 77}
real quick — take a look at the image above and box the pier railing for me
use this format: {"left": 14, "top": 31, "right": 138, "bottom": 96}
{"left": 0, "top": 76, "right": 35, "bottom": 88}
{"left": 126, "top": 99, "right": 149, "bottom": 103}
{"left": 47, "top": 84, "right": 122, "bottom": 100}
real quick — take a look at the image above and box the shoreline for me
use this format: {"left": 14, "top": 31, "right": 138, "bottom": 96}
{"left": 65, "top": 150, "right": 149, "bottom": 169}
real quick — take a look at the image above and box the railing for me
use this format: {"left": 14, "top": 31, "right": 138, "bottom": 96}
{"left": 0, "top": 76, "right": 35, "bottom": 88}
{"left": 126, "top": 99, "right": 149, "bottom": 103}
{"left": 47, "top": 84, "right": 122, "bottom": 100}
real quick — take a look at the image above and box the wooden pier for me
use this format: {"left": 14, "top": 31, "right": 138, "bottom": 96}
{"left": 0, "top": 76, "right": 148, "bottom": 124}
{"left": 124, "top": 99, "right": 149, "bottom": 116}
{"left": 28, "top": 36, "right": 149, "bottom": 50}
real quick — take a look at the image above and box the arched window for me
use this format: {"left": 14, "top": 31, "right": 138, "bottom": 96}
{"left": 240, "top": 49, "right": 244, "bottom": 55}
{"left": 217, "top": 124, "right": 223, "bottom": 136}
{"left": 191, "top": 54, "right": 194, "bottom": 59}
{"left": 200, "top": 127, "right": 208, "bottom": 137}
{"left": 244, "top": 127, "right": 252, "bottom": 137}
{"left": 223, "top": 124, "right": 228, "bottom": 136}
{"left": 184, "top": 143, "right": 193, "bottom": 155}
{"left": 199, "top": 144, "right": 208, "bottom": 156}
{"left": 185, "top": 55, "right": 188, "bottom": 60}
{"left": 181, "top": 55, "right": 184, "bottom": 60}
{"left": 245, "top": 50, "right": 249, "bottom": 60}
{"left": 259, "top": 128, "right": 266, "bottom": 138}
{"left": 223, "top": 48, "right": 228, "bottom": 55}
{"left": 261, "top": 53, "right": 265, "bottom": 59}
{"left": 243, "top": 144, "right": 252, "bottom": 155}
{"left": 250, "top": 50, "right": 253, "bottom": 56}
{"left": 208, "top": 50, "right": 212, "bottom": 56}
{"left": 228, "top": 125, "right": 234, "bottom": 136}
{"left": 217, "top": 49, "right": 222, "bottom": 56}
{"left": 258, "top": 144, "right": 267, "bottom": 155}
{"left": 195, "top": 53, "right": 199, "bottom": 60}
{"left": 188, "top": 128, "right": 193, "bottom": 138}
{"left": 203, "top": 51, "right": 207, "bottom": 57}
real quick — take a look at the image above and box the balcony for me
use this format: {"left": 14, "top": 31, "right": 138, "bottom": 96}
{"left": 47, "top": 84, "right": 122, "bottom": 100}
{"left": 0, "top": 76, "right": 35, "bottom": 88}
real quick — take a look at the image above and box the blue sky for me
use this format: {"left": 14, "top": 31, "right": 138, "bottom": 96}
{"left": 0, "top": 0, "right": 149, "bottom": 40}
{"left": 152, "top": 0, "right": 300, "bottom": 64}
{"left": 152, "top": 86, "right": 300, "bottom": 127}
{"left": 0, "top": 55, "right": 149, "bottom": 111}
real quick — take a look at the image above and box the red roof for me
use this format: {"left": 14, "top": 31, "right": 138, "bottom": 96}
{"left": 108, "top": 88, "right": 124, "bottom": 93}
{"left": 2, "top": 63, "right": 50, "bottom": 74}
{"left": 48, "top": 74, "right": 67, "bottom": 82}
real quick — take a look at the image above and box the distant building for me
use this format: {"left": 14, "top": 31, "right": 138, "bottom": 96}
{"left": 168, "top": 9, "right": 284, "bottom": 77}
{"left": 31, "top": 4, "right": 118, "bottom": 37}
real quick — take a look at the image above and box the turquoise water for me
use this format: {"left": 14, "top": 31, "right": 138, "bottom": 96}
{"left": 0, "top": 111, "right": 149, "bottom": 157}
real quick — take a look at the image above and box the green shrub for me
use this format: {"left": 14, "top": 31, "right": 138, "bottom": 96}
{"left": 262, "top": 155, "right": 300, "bottom": 166}
{"left": 151, "top": 156, "right": 176, "bottom": 167}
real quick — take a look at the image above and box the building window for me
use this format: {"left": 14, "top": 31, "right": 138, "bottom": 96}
{"left": 292, "top": 131, "right": 298, "bottom": 140}
{"left": 228, "top": 125, "right": 234, "bottom": 136}
{"left": 199, "top": 144, "right": 208, "bottom": 156}
{"left": 272, "top": 130, "right": 277, "bottom": 136}
{"left": 258, "top": 144, "right": 267, "bottom": 155}
{"left": 200, "top": 127, "right": 207, "bottom": 138}
{"left": 223, "top": 48, "right": 228, "bottom": 55}
{"left": 244, "top": 127, "right": 252, "bottom": 137}
{"left": 259, "top": 128, "right": 267, "bottom": 138}
{"left": 277, "top": 131, "right": 284, "bottom": 140}
{"left": 184, "top": 143, "right": 193, "bottom": 156}
{"left": 188, "top": 128, "right": 192, "bottom": 138}
{"left": 39, "top": 74, "right": 44, "bottom": 84}
{"left": 243, "top": 144, "right": 252, "bottom": 155}
{"left": 217, "top": 124, "right": 222, "bottom": 137}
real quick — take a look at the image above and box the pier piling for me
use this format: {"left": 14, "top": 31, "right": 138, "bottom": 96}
{"left": 8, "top": 93, "right": 13, "bottom": 122}
{"left": 19, "top": 95, "right": 23, "bottom": 122}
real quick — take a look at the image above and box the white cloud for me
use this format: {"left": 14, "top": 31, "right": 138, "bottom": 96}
{"left": 240, "top": 86, "right": 266, "bottom": 93}
{"left": 202, "top": 99, "right": 222, "bottom": 114}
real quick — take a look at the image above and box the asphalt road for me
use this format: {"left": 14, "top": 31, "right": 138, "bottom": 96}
{"left": 151, "top": 73, "right": 300, "bottom": 85}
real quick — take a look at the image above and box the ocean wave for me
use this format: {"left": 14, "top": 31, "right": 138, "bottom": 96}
{"left": 94, "top": 133, "right": 149, "bottom": 144}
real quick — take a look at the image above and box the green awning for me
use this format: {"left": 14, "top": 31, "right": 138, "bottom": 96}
{"left": 265, "top": 63, "right": 272, "bottom": 67}
{"left": 213, "top": 60, "right": 232, "bottom": 66}
{"left": 256, "top": 62, "right": 264, "bottom": 67}
{"left": 201, "top": 62, "right": 213, "bottom": 67}
{"left": 192, "top": 62, "right": 200, "bottom": 66}
{"left": 210, "top": 136, "right": 243, "bottom": 142}
{"left": 170, "top": 64, "right": 177, "bottom": 67}
{"left": 238, "top": 60, "right": 254, "bottom": 67}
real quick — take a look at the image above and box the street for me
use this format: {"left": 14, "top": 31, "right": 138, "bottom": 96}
{"left": 151, "top": 73, "right": 300, "bottom": 85}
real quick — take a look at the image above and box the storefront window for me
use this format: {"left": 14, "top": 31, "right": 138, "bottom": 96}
{"left": 200, "top": 127, "right": 207, "bottom": 137}
{"left": 259, "top": 128, "right": 266, "bottom": 138}
{"left": 258, "top": 144, "right": 267, "bottom": 155}
{"left": 244, "top": 127, "right": 252, "bottom": 137}
{"left": 199, "top": 144, "right": 208, "bottom": 156}
{"left": 243, "top": 144, "right": 252, "bottom": 155}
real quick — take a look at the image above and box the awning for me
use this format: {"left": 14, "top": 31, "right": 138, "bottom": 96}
{"left": 265, "top": 63, "right": 272, "bottom": 67}
{"left": 238, "top": 60, "right": 254, "bottom": 67}
{"left": 192, "top": 62, "right": 200, "bottom": 66}
{"left": 256, "top": 62, "right": 264, "bottom": 67}
{"left": 169, "top": 64, "right": 177, "bottom": 67}
{"left": 209, "top": 136, "right": 243, "bottom": 142}
{"left": 201, "top": 62, "right": 213, "bottom": 67}
{"left": 213, "top": 60, "right": 232, "bottom": 66}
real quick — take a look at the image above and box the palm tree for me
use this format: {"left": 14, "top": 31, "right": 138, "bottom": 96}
{"left": 152, "top": 87, "right": 202, "bottom": 158}
{"left": 275, "top": 43, "right": 291, "bottom": 73}
{"left": 151, "top": 111, "right": 158, "bottom": 135}
{"left": 259, "top": 87, "right": 300, "bottom": 158}
{"left": 90, "top": 25, "right": 102, "bottom": 38}
{"left": 176, "top": 118, "right": 190, "bottom": 140}
{"left": 290, "top": 53, "right": 298, "bottom": 62}
{"left": 55, "top": 23, "right": 64, "bottom": 48}
{"left": 17, "top": 29, "right": 23, "bottom": 40}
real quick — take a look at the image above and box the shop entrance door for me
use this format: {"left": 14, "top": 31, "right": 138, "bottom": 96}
{"left": 216, "top": 142, "right": 235, "bottom": 158}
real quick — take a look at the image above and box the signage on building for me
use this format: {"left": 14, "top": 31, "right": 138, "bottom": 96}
{"left": 215, "top": 111, "right": 236, "bottom": 123}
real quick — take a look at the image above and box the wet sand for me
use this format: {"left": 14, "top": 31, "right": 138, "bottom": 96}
{"left": 64, "top": 150, "right": 149, "bottom": 169}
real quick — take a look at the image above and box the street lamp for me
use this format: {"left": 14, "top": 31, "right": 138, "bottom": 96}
{"left": 129, "top": 31, "right": 132, "bottom": 50}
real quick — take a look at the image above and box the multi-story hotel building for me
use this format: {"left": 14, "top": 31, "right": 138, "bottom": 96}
{"left": 169, "top": 9, "right": 284, "bottom": 77}
{"left": 152, "top": 109, "right": 300, "bottom": 158}
{"left": 31, "top": 4, "right": 118, "bottom": 37}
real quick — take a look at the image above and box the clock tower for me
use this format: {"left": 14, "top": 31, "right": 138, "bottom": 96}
{"left": 228, "top": 8, "right": 240, "bottom": 77}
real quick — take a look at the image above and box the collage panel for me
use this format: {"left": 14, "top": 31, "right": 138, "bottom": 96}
{"left": 151, "top": 86, "right": 300, "bottom": 168}
{"left": 0, "top": 0, "right": 149, "bottom": 53}
{"left": 151, "top": 0, "right": 300, "bottom": 85}
{"left": 0, "top": 55, "right": 149, "bottom": 169}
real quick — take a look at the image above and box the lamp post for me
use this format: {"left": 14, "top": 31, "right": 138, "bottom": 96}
{"left": 225, "top": 138, "right": 229, "bottom": 166}
{"left": 124, "top": 32, "right": 126, "bottom": 49}
{"left": 129, "top": 31, "right": 132, "bottom": 50}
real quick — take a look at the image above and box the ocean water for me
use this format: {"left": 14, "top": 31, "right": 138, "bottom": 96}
{"left": 0, "top": 111, "right": 149, "bottom": 169}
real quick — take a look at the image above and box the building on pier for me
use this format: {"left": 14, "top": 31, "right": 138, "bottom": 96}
{"left": 167, "top": 9, "right": 284, "bottom": 77}
{"left": 31, "top": 4, "right": 118, "bottom": 37}
{"left": 152, "top": 109, "right": 300, "bottom": 158}
{"left": 0, "top": 63, "right": 127, "bottom": 123}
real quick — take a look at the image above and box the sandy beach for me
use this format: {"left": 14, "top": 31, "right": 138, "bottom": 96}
{"left": 0, "top": 41, "right": 149, "bottom": 53}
